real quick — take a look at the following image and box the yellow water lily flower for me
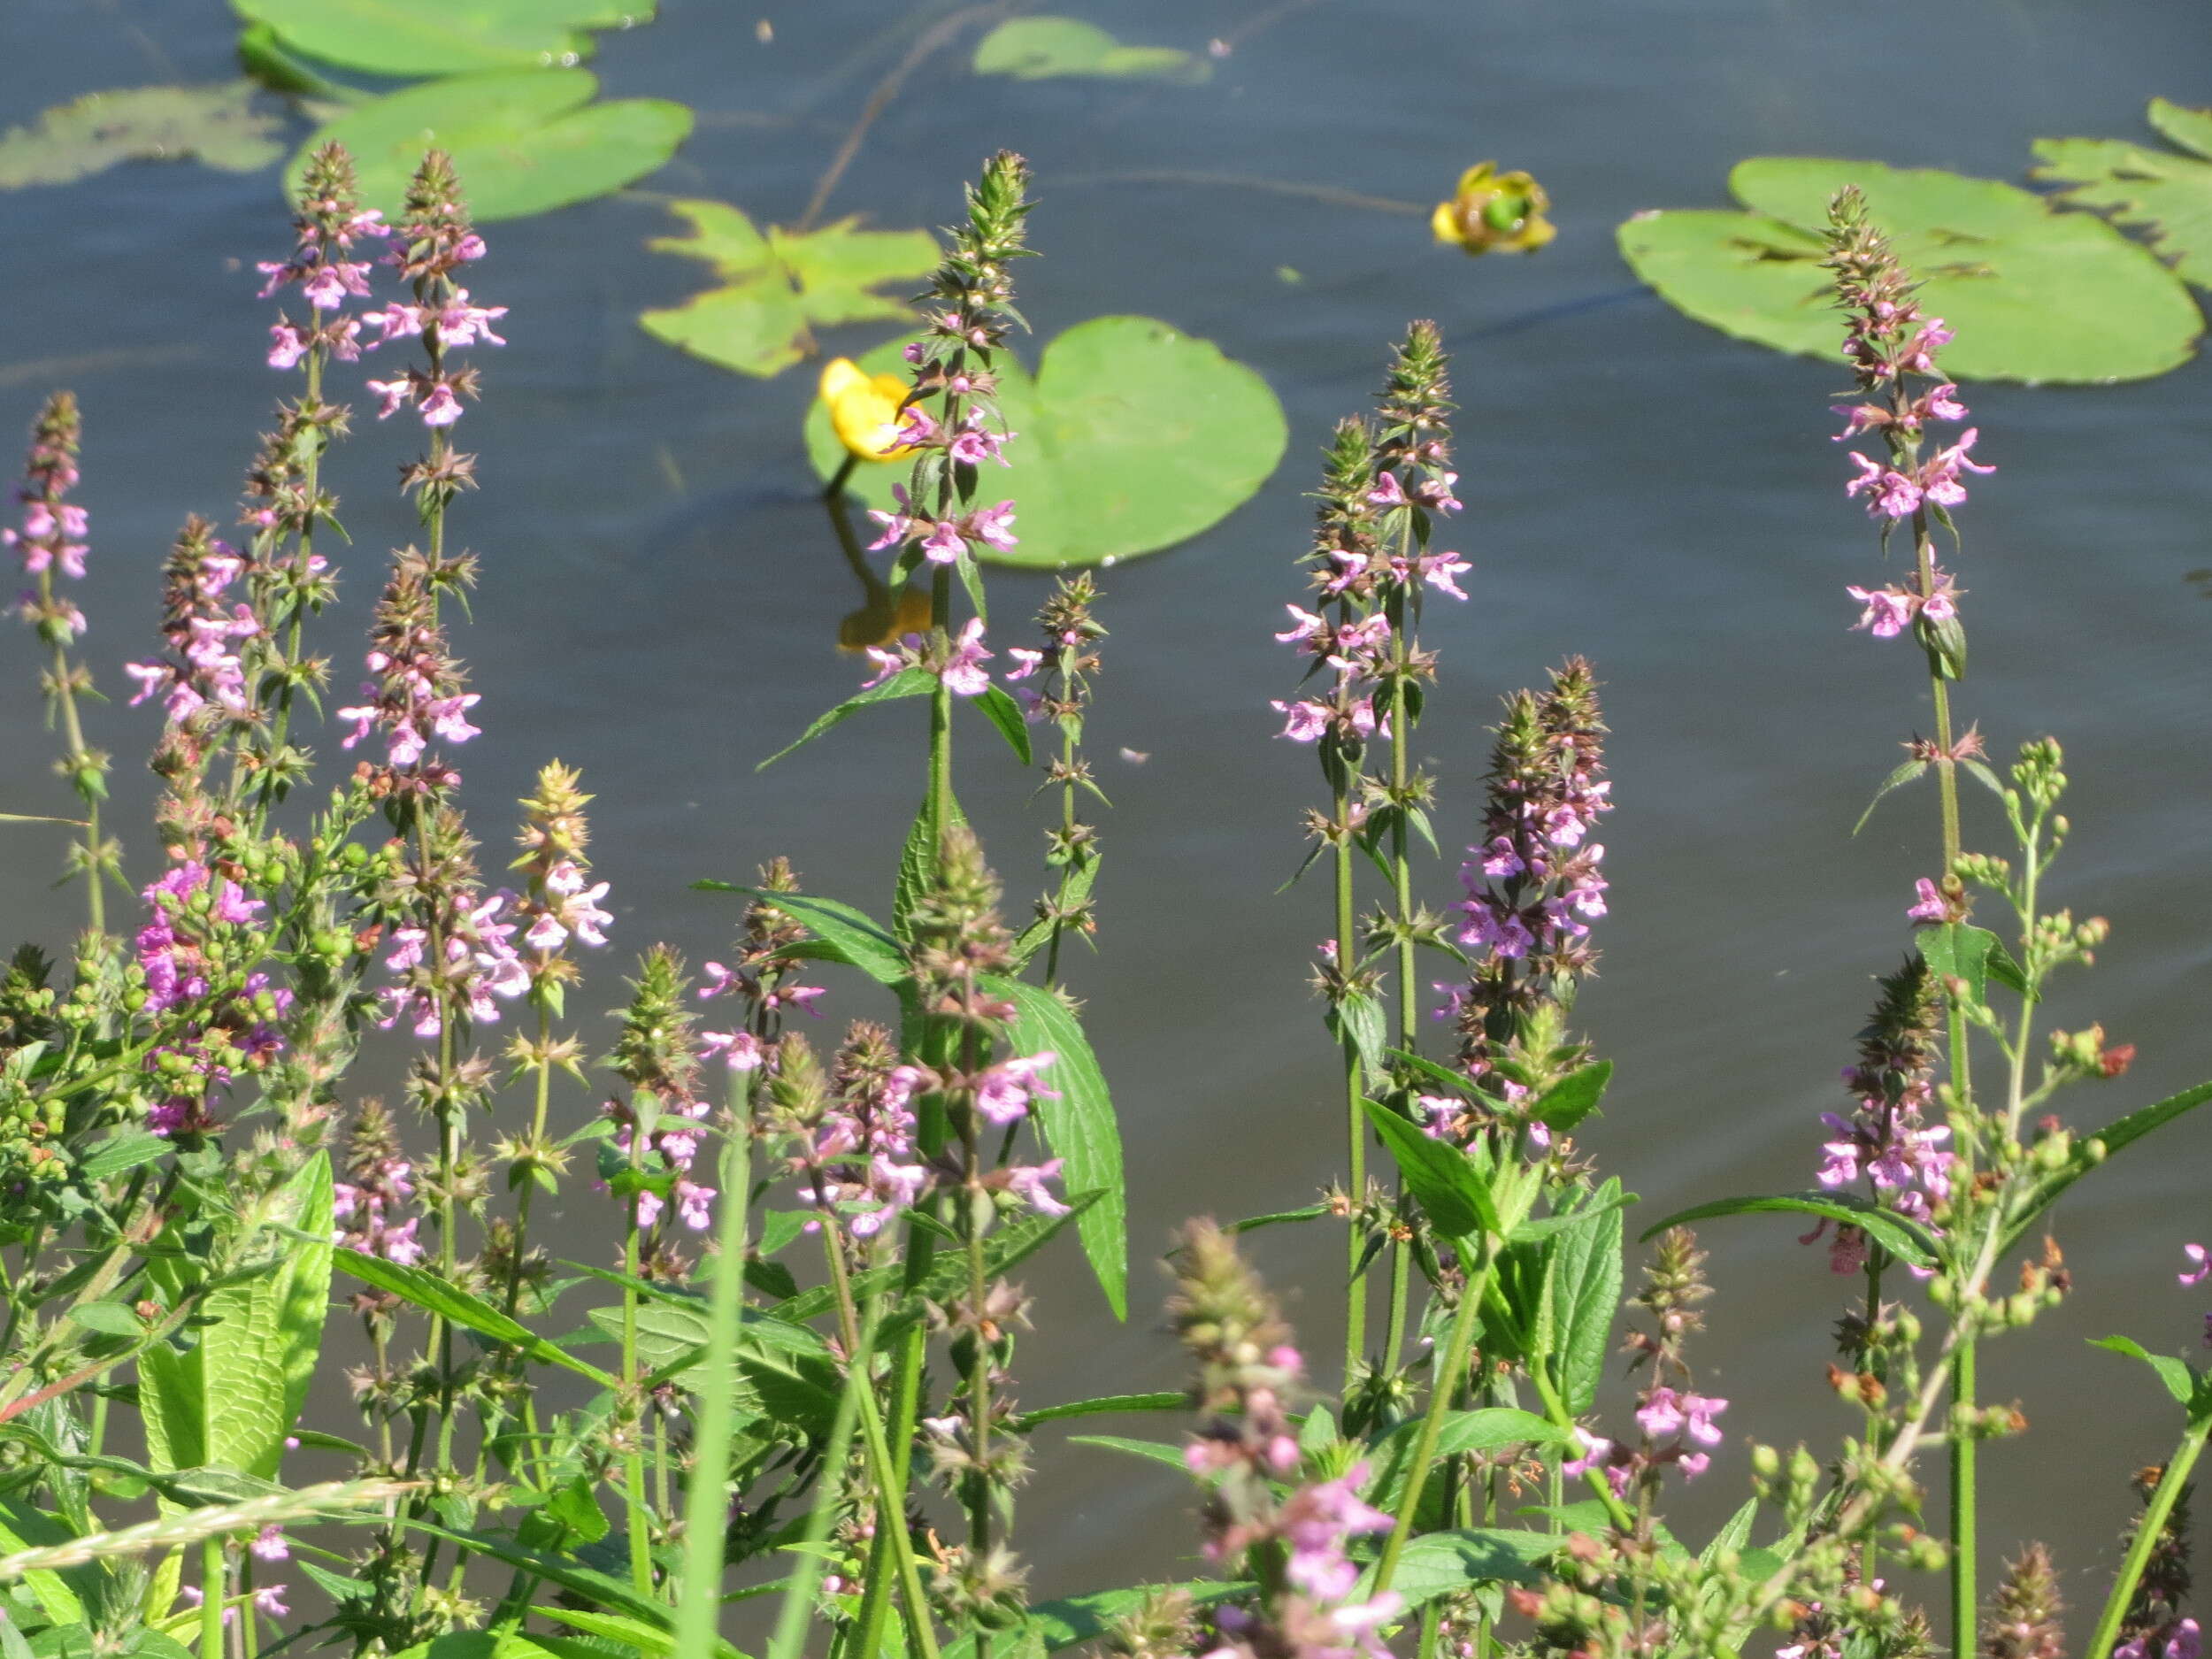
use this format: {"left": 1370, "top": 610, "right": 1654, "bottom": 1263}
{"left": 1432, "top": 162, "right": 1556, "bottom": 257}
{"left": 820, "top": 357, "right": 915, "bottom": 462}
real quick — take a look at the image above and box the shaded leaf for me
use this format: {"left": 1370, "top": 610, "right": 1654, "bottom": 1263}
{"left": 806, "top": 319, "right": 1288, "bottom": 569}
{"left": 692, "top": 885, "right": 905, "bottom": 987}
{"left": 974, "top": 685, "right": 1035, "bottom": 765}
{"left": 641, "top": 202, "right": 939, "bottom": 378}
{"left": 2034, "top": 99, "right": 2212, "bottom": 289}
{"left": 1366, "top": 1410, "right": 1569, "bottom": 1509}
{"left": 233, "top": 0, "right": 657, "bottom": 79}
{"left": 334, "top": 1248, "right": 618, "bottom": 1386}
{"left": 1356, "top": 1528, "right": 1558, "bottom": 1609}
{"left": 1546, "top": 1179, "right": 1624, "bottom": 1415}
{"left": 288, "top": 69, "right": 691, "bottom": 223}
{"left": 1619, "top": 157, "right": 2200, "bottom": 383}
{"left": 1531, "top": 1061, "right": 1612, "bottom": 1133}
{"left": 972, "top": 17, "right": 1207, "bottom": 83}
{"left": 1639, "top": 1189, "right": 1935, "bottom": 1269}
{"left": 0, "top": 83, "right": 281, "bottom": 188}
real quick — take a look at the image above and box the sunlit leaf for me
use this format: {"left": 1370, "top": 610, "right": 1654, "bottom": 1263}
{"left": 0, "top": 83, "right": 283, "bottom": 188}
{"left": 806, "top": 319, "right": 1288, "bottom": 569}
{"left": 287, "top": 69, "right": 691, "bottom": 222}
{"left": 640, "top": 202, "right": 940, "bottom": 379}
{"left": 2034, "top": 99, "right": 2212, "bottom": 289}
{"left": 231, "top": 0, "right": 657, "bottom": 79}
{"left": 972, "top": 17, "right": 1208, "bottom": 83}
{"left": 1618, "top": 157, "right": 2200, "bottom": 383}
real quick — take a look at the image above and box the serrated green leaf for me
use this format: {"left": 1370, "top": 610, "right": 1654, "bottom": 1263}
{"left": 1547, "top": 1179, "right": 1625, "bottom": 1415}
{"left": 65, "top": 1302, "right": 142, "bottom": 1340}
{"left": 1362, "top": 1099, "right": 1496, "bottom": 1243}
{"left": 2005, "top": 1077, "right": 2212, "bottom": 1254}
{"left": 2091, "top": 1336, "right": 2200, "bottom": 1410}
{"left": 1531, "top": 1061, "right": 1613, "bottom": 1133}
{"left": 692, "top": 885, "right": 905, "bottom": 987}
{"left": 997, "top": 978, "right": 1126, "bottom": 1318}
{"left": 806, "top": 319, "right": 1288, "bottom": 570}
{"left": 233, "top": 0, "right": 657, "bottom": 79}
{"left": 286, "top": 70, "right": 691, "bottom": 223}
{"left": 0, "top": 82, "right": 283, "bottom": 188}
{"left": 1365, "top": 1410, "right": 1569, "bottom": 1509}
{"left": 640, "top": 202, "right": 939, "bottom": 379}
{"left": 1329, "top": 992, "right": 1388, "bottom": 1079}
{"left": 755, "top": 665, "right": 933, "bottom": 770}
{"left": 1620, "top": 157, "right": 2200, "bottom": 384}
{"left": 334, "top": 1247, "right": 617, "bottom": 1387}
{"left": 1355, "top": 1528, "right": 1558, "bottom": 1609}
{"left": 973, "top": 685, "right": 1035, "bottom": 765}
{"left": 1639, "top": 1189, "right": 1935, "bottom": 1269}
{"left": 1228, "top": 1202, "right": 1331, "bottom": 1233}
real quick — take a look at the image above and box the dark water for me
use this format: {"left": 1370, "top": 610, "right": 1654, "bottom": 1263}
{"left": 6, "top": 0, "right": 2212, "bottom": 1640}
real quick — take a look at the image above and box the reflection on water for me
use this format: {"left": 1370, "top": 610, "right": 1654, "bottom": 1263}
{"left": 4, "top": 0, "right": 2212, "bottom": 1637}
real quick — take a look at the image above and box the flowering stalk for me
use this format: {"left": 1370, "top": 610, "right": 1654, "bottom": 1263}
{"left": 1011, "top": 576, "right": 1107, "bottom": 987}
{"left": 1828, "top": 184, "right": 1996, "bottom": 1648}
{"left": 7, "top": 394, "right": 114, "bottom": 931}
{"left": 2092, "top": 1454, "right": 2206, "bottom": 1659}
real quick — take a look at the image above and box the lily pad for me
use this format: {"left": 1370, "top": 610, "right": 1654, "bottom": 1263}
{"left": 1618, "top": 157, "right": 2200, "bottom": 383}
{"left": 804, "top": 317, "right": 1287, "bottom": 570}
{"left": 639, "top": 203, "right": 941, "bottom": 379}
{"left": 2033, "top": 99, "right": 2212, "bottom": 290}
{"left": 231, "top": 0, "right": 655, "bottom": 79}
{"left": 972, "top": 17, "right": 1207, "bottom": 83}
{"left": 286, "top": 69, "right": 691, "bottom": 222}
{"left": 0, "top": 82, "right": 284, "bottom": 188}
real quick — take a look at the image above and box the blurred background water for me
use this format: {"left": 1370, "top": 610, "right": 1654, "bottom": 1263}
{"left": 4, "top": 0, "right": 2211, "bottom": 1642}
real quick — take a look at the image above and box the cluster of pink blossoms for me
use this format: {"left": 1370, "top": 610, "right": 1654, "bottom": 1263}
{"left": 861, "top": 614, "right": 995, "bottom": 699}
{"left": 1456, "top": 753, "right": 1609, "bottom": 965}
{"left": 334, "top": 1151, "right": 422, "bottom": 1266}
{"left": 376, "top": 890, "right": 529, "bottom": 1038}
{"left": 867, "top": 481, "right": 1017, "bottom": 565}
{"left": 796, "top": 1058, "right": 929, "bottom": 1240}
{"left": 2118, "top": 1623, "right": 2204, "bottom": 1659}
{"left": 1563, "top": 1384, "right": 1729, "bottom": 1495}
{"left": 618, "top": 1095, "right": 717, "bottom": 1233}
{"left": 363, "top": 154, "right": 503, "bottom": 427}
{"left": 123, "top": 533, "right": 257, "bottom": 725}
{"left": 259, "top": 180, "right": 390, "bottom": 371}
{"left": 5, "top": 396, "right": 89, "bottom": 641}
{"left": 134, "top": 861, "right": 290, "bottom": 1136}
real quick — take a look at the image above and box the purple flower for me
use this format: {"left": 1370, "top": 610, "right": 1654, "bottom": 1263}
{"left": 1847, "top": 585, "right": 1915, "bottom": 639}
{"left": 967, "top": 499, "right": 1018, "bottom": 551}
{"left": 1004, "top": 647, "right": 1043, "bottom": 681}
{"left": 1271, "top": 698, "right": 1330, "bottom": 743}
{"left": 941, "top": 616, "right": 992, "bottom": 696}
{"left": 948, "top": 409, "right": 1014, "bottom": 466}
{"left": 1414, "top": 549, "right": 1471, "bottom": 600}
{"left": 1906, "top": 877, "right": 1947, "bottom": 923}
{"left": 920, "top": 520, "right": 966, "bottom": 564}
{"left": 251, "top": 1526, "right": 289, "bottom": 1563}
{"left": 1636, "top": 1386, "right": 1726, "bottom": 1446}
{"left": 2183, "top": 1243, "right": 2210, "bottom": 1286}
{"left": 973, "top": 1050, "right": 1057, "bottom": 1125}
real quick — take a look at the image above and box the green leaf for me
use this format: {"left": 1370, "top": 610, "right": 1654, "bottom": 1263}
{"left": 1854, "top": 757, "right": 1930, "bottom": 835}
{"left": 65, "top": 1302, "right": 143, "bottom": 1340}
{"left": 894, "top": 787, "right": 966, "bottom": 947}
{"left": 2034, "top": 100, "right": 2212, "bottom": 290}
{"left": 1064, "top": 1434, "right": 1187, "bottom": 1472}
{"left": 2006, "top": 1078, "right": 2212, "bottom": 1253}
{"left": 1640, "top": 1190, "right": 1935, "bottom": 1269}
{"left": 334, "top": 1247, "right": 618, "bottom": 1387}
{"left": 693, "top": 885, "right": 905, "bottom": 987}
{"left": 806, "top": 319, "right": 1288, "bottom": 570}
{"left": 972, "top": 17, "right": 1208, "bottom": 83}
{"left": 1328, "top": 991, "right": 1388, "bottom": 1079}
{"left": 1361, "top": 1099, "right": 1496, "bottom": 1243}
{"left": 772, "top": 1194, "right": 1094, "bottom": 1330}
{"left": 1366, "top": 1410, "right": 1570, "bottom": 1509}
{"left": 286, "top": 70, "right": 691, "bottom": 223}
{"left": 2091, "top": 1335, "right": 2199, "bottom": 1410}
{"left": 1701, "top": 1496, "right": 1761, "bottom": 1569}
{"left": 1546, "top": 1179, "right": 1625, "bottom": 1415}
{"left": 1531, "top": 1061, "right": 1613, "bottom": 1133}
{"left": 77, "top": 1129, "right": 171, "bottom": 1183}
{"left": 640, "top": 203, "right": 940, "bottom": 379}
{"left": 1010, "top": 1392, "right": 1184, "bottom": 1431}
{"left": 0, "top": 82, "right": 283, "bottom": 188}
{"left": 1356, "top": 1528, "right": 1559, "bottom": 1609}
{"left": 1619, "top": 157, "right": 2200, "bottom": 384}
{"left": 1228, "top": 1202, "right": 1331, "bottom": 1233}
{"left": 997, "top": 979, "right": 1127, "bottom": 1318}
{"left": 231, "top": 0, "right": 657, "bottom": 78}
{"left": 973, "top": 685, "right": 1035, "bottom": 765}
{"left": 586, "top": 1302, "right": 836, "bottom": 1435}
{"left": 1919, "top": 923, "right": 2029, "bottom": 1005}
{"left": 0, "top": 1504, "right": 84, "bottom": 1625}
{"left": 754, "top": 665, "right": 933, "bottom": 770}
{"left": 142, "top": 1154, "right": 334, "bottom": 1481}
{"left": 396, "top": 1522, "right": 701, "bottom": 1640}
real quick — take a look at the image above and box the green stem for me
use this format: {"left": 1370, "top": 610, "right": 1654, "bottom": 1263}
{"left": 621, "top": 1126, "right": 653, "bottom": 1599}
{"left": 199, "top": 1538, "right": 225, "bottom": 1659}
{"left": 1337, "top": 803, "right": 1365, "bottom": 1387}
{"left": 851, "top": 1323, "right": 927, "bottom": 1659}
{"left": 1372, "top": 1237, "right": 1495, "bottom": 1595}
{"left": 1949, "top": 1338, "right": 1976, "bottom": 1654}
{"left": 764, "top": 1312, "right": 874, "bottom": 1659}
{"left": 39, "top": 566, "right": 104, "bottom": 933}
{"left": 2085, "top": 1418, "right": 2210, "bottom": 1659}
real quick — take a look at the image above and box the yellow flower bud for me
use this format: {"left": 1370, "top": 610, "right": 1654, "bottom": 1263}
{"left": 819, "top": 357, "right": 915, "bottom": 462}
{"left": 1432, "top": 162, "right": 1557, "bottom": 257}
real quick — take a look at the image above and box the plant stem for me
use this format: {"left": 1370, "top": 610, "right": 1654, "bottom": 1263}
{"left": 764, "top": 1310, "right": 874, "bottom": 1659}
{"left": 621, "top": 1125, "right": 653, "bottom": 1599}
{"left": 1337, "top": 795, "right": 1365, "bottom": 1388}
{"left": 39, "top": 565, "right": 104, "bottom": 933}
{"left": 2085, "top": 1417, "right": 2210, "bottom": 1659}
{"left": 850, "top": 1318, "right": 927, "bottom": 1659}
{"left": 671, "top": 1079, "right": 755, "bottom": 1658}
{"left": 199, "top": 1537, "right": 225, "bottom": 1659}
{"left": 1372, "top": 1235, "right": 1495, "bottom": 1595}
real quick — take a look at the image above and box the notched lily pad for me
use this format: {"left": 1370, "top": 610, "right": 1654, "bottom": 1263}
{"left": 287, "top": 68, "right": 691, "bottom": 222}
{"left": 231, "top": 0, "right": 657, "bottom": 79}
{"left": 972, "top": 17, "right": 1208, "bottom": 83}
{"left": 639, "top": 203, "right": 940, "bottom": 379}
{"left": 1618, "top": 157, "right": 2200, "bottom": 383}
{"left": 804, "top": 316, "right": 1287, "bottom": 570}
{"left": 2034, "top": 98, "right": 2212, "bottom": 290}
{"left": 0, "top": 82, "right": 284, "bottom": 188}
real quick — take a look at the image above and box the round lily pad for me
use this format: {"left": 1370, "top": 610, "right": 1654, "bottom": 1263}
{"left": 1618, "top": 157, "right": 2200, "bottom": 384}
{"left": 285, "top": 69, "right": 691, "bottom": 223}
{"left": 805, "top": 316, "right": 1287, "bottom": 570}
{"left": 232, "top": 0, "right": 655, "bottom": 79}
{"left": 2033, "top": 99, "right": 2212, "bottom": 292}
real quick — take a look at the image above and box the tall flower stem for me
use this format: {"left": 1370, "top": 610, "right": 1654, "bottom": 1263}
{"left": 41, "top": 588, "right": 104, "bottom": 934}
{"left": 1372, "top": 1235, "right": 1495, "bottom": 1595}
{"left": 2085, "top": 1421, "right": 2210, "bottom": 1659}
{"left": 670, "top": 1073, "right": 757, "bottom": 1657}
{"left": 1336, "top": 803, "right": 1367, "bottom": 1387}
{"left": 199, "top": 1539, "right": 227, "bottom": 1659}
{"left": 620, "top": 1123, "right": 653, "bottom": 1599}
{"left": 763, "top": 1310, "right": 874, "bottom": 1659}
